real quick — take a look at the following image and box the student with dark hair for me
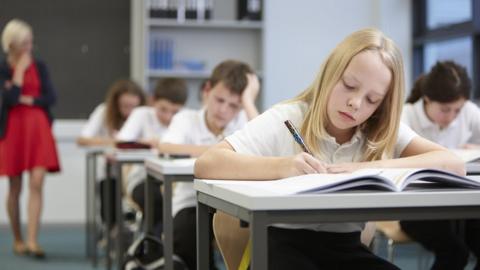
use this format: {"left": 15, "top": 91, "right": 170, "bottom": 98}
{"left": 116, "top": 77, "right": 188, "bottom": 234}
{"left": 158, "top": 59, "right": 261, "bottom": 270}
{"left": 400, "top": 61, "right": 480, "bottom": 270}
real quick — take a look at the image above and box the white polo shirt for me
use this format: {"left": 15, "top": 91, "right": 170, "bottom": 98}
{"left": 226, "top": 101, "right": 416, "bottom": 233}
{"left": 163, "top": 108, "right": 248, "bottom": 216}
{"left": 116, "top": 106, "right": 168, "bottom": 142}
{"left": 402, "top": 99, "right": 480, "bottom": 148}
{"left": 81, "top": 103, "right": 110, "bottom": 138}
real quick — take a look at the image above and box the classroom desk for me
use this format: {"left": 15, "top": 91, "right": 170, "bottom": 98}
{"left": 144, "top": 158, "right": 195, "bottom": 270}
{"left": 467, "top": 162, "right": 480, "bottom": 174}
{"left": 83, "top": 146, "right": 111, "bottom": 266}
{"left": 106, "top": 149, "right": 158, "bottom": 270}
{"left": 194, "top": 179, "right": 480, "bottom": 270}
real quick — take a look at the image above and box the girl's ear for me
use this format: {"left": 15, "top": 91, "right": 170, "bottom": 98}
{"left": 423, "top": 96, "right": 431, "bottom": 104}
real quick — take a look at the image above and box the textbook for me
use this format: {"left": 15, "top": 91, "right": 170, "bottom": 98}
{"left": 452, "top": 149, "right": 480, "bottom": 163}
{"left": 201, "top": 168, "right": 480, "bottom": 195}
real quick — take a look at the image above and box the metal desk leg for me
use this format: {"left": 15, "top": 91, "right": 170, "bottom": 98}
{"left": 197, "top": 201, "right": 211, "bottom": 270}
{"left": 91, "top": 153, "right": 98, "bottom": 266}
{"left": 145, "top": 173, "right": 155, "bottom": 235}
{"left": 163, "top": 175, "right": 174, "bottom": 270}
{"left": 105, "top": 162, "right": 112, "bottom": 270}
{"left": 251, "top": 212, "right": 268, "bottom": 270}
{"left": 115, "top": 162, "right": 124, "bottom": 270}
{"left": 85, "top": 153, "right": 92, "bottom": 258}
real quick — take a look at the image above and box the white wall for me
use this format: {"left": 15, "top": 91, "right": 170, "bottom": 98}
{"left": 0, "top": 0, "right": 412, "bottom": 224}
{"left": 0, "top": 120, "right": 87, "bottom": 224}
{"left": 262, "top": 0, "right": 412, "bottom": 108}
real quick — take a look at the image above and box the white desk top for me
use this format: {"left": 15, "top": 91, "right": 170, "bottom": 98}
{"left": 107, "top": 149, "right": 159, "bottom": 162}
{"left": 145, "top": 157, "right": 196, "bottom": 175}
{"left": 194, "top": 179, "right": 480, "bottom": 211}
{"left": 467, "top": 162, "right": 480, "bottom": 174}
{"left": 80, "top": 145, "right": 113, "bottom": 153}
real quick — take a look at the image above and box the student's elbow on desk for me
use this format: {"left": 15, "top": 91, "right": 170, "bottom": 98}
{"left": 194, "top": 142, "right": 234, "bottom": 178}
{"left": 194, "top": 150, "right": 215, "bottom": 178}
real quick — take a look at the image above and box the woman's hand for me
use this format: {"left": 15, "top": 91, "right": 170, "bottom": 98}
{"left": 19, "top": 95, "right": 34, "bottom": 105}
{"left": 280, "top": 152, "right": 328, "bottom": 178}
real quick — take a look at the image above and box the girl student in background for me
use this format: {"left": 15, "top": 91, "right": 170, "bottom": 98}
{"left": 116, "top": 77, "right": 188, "bottom": 237}
{"left": 0, "top": 19, "right": 60, "bottom": 258}
{"left": 195, "top": 28, "right": 465, "bottom": 270}
{"left": 77, "top": 78, "right": 146, "bottom": 146}
{"left": 400, "top": 61, "right": 480, "bottom": 270}
{"left": 76, "top": 79, "right": 145, "bottom": 231}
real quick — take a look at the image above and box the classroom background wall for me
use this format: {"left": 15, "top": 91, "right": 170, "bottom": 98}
{"left": 0, "top": 0, "right": 412, "bottom": 224}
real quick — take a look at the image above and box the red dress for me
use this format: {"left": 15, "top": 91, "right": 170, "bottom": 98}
{"left": 0, "top": 63, "right": 60, "bottom": 176}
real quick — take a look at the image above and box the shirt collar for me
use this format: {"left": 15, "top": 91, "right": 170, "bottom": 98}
{"left": 413, "top": 99, "right": 459, "bottom": 130}
{"left": 199, "top": 108, "right": 227, "bottom": 141}
{"left": 322, "top": 127, "right": 364, "bottom": 148}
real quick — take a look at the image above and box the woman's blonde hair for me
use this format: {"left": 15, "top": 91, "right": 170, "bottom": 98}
{"left": 291, "top": 28, "right": 405, "bottom": 161}
{"left": 1, "top": 19, "right": 32, "bottom": 53}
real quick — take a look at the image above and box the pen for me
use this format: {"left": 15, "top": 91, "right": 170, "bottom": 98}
{"left": 284, "top": 120, "right": 312, "bottom": 155}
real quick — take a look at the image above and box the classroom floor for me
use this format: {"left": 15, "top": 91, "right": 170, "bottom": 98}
{"left": 0, "top": 224, "right": 476, "bottom": 270}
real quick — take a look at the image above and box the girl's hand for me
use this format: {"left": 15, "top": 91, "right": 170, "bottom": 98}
{"left": 327, "top": 162, "right": 367, "bottom": 174}
{"left": 281, "top": 152, "right": 328, "bottom": 178}
{"left": 461, "top": 143, "right": 480, "bottom": 149}
{"left": 19, "top": 95, "right": 34, "bottom": 105}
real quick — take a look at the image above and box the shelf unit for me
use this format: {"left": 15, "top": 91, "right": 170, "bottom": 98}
{"left": 131, "top": 0, "right": 264, "bottom": 109}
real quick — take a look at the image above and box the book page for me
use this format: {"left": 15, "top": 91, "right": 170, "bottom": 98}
{"left": 201, "top": 169, "right": 387, "bottom": 195}
{"left": 452, "top": 149, "right": 480, "bottom": 163}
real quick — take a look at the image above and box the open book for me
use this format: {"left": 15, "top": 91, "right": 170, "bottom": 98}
{"left": 452, "top": 149, "right": 480, "bottom": 163}
{"left": 202, "top": 168, "right": 480, "bottom": 195}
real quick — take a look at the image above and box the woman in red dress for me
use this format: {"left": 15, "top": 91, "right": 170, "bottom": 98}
{"left": 0, "top": 19, "right": 60, "bottom": 258}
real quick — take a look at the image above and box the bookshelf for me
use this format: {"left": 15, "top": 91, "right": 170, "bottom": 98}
{"left": 130, "top": 0, "right": 264, "bottom": 109}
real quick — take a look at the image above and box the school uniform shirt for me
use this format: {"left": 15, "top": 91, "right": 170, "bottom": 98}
{"left": 116, "top": 106, "right": 168, "bottom": 142}
{"left": 402, "top": 99, "right": 480, "bottom": 148}
{"left": 116, "top": 106, "right": 170, "bottom": 195}
{"left": 226, "top": 101, "right": 417, "bottom": 233}
{"left": 162, "top": 108, "right": 248, "bottom": 216}
{"left": 81, "top": 103, "right": 110, "bottom": 138}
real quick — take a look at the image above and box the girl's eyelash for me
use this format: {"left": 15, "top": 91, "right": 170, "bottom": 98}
{"left": 343, "top": 81, "right": 354, "bottom": 89}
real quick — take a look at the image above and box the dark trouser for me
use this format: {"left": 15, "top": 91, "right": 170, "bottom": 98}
{"left": 173, "top": 207, "right": 217, "bottom": 270}
{"left": 400, "top": 219, "right": 480, "bottom": 270}
{"left": 131, "top": 181, "right": 163, "bottom": 235}
{"left": 99, "top": 178, "right": 116, "bottom": 228}
{"left": 268, "top": 227, "right": 400, "bottom": 270}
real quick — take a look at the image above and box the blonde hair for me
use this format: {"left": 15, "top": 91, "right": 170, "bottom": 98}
{"left": 1, "top": 19, "right": 32, "bottom": 53}
{"left": 291, "top": 28, "right": 405, "bottom": 161}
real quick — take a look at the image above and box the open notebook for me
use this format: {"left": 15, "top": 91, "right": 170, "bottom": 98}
{"left": 452, "top": 149, "right": 480, "bottom": 163}
{"left": 200, "top": 168, "right": 480, "bottom": 195}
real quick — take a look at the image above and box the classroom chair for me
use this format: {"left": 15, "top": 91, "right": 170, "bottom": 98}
{"left": 213, "top": 211, "right": 250, "bottom": 270}
{"left": 374, "top": 221, "right": 431, "bottom": 269}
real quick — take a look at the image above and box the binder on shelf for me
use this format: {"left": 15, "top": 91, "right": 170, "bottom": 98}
{"left": 237, "top": 0, "right": 262, "bottom": 21}
{"left": 149, "top": 35, "right": 174, "bottom": 70}
{"left": 149, "top": 0, "right": 168, "bottom": 18}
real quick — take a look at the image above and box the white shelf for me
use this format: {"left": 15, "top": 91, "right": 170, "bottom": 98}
{"left": 148, "top": 69, "right": 211, "bottom": 79}
{"left": 148, "top": 19, "right": 263, "bottom": 30}
{"left": 148, "top": 69, "right": 263, "bottom": 79}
